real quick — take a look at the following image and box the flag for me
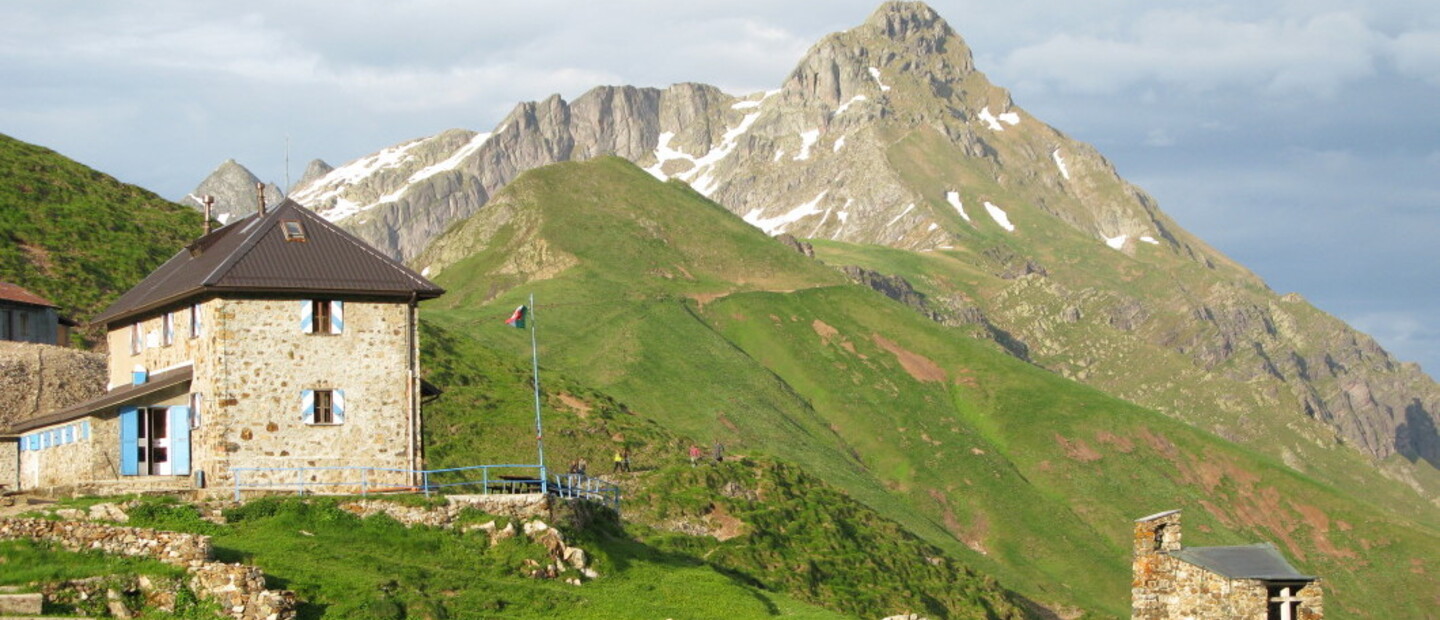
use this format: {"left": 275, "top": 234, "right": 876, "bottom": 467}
{"left": 505, "top": 305, "right": 527, "bottom": 329}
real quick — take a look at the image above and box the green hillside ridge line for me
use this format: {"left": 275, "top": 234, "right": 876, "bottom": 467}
{"left": 419, "top": 156, "right": 1440, "bottom": 618}
{"left": 0, "top": 132, "right": 205, "bottom": 340}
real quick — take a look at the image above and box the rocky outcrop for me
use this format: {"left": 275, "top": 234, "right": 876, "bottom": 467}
{"left": 0, "top": 341, "right": 105, "bottom": 431}
{"left": 184, "top": 159, "right": 283, "bottom": 225}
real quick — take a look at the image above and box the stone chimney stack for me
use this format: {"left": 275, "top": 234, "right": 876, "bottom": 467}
{"left": 256, "top": 182, "right": 267, "bottom": 217}
{"left": 1134, "top": 509, "right": 1182, "bottom": 556}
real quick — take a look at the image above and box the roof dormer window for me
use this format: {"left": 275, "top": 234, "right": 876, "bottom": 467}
{"left": 282, "top": 220, "right": 307, "bottom": 242}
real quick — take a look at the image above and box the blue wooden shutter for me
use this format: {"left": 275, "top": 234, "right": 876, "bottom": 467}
{"left": 301, "top": 389, "right": 315, "bottom": 424}
{"left": 300, "top": 300, "right": 314, "bottom": 333}
{"left": 330, "top": 300, "right": 344, "bottom": 334}
{"left": 81, "top": 420, "right": 90, "bottom": 440}
{"left": 119, "top": 406, "right": 139, "bottom": 476}
{"left": 169, "top": 406, "right": 191, "bottom": 476}
{"left": 333, "top": 389, "right": 346, "bottom": 424}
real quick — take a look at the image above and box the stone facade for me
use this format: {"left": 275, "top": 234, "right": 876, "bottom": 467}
{"left": 1132, "top": 510, "right": 1322, "bottom": 619}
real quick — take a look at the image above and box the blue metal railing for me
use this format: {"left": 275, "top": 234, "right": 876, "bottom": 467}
{"left": 229, "top": 464, "right": 621, "bottom": 512}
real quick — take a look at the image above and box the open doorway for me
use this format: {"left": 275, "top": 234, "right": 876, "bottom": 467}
{"left": 137, "top": 406, "right": 171, "bottom": 475}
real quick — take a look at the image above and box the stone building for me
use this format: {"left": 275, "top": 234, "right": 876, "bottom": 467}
{"left": 1133, "top": 509, "right": 1322, "bottom": 619}
{"left": 0, "top": 282, "right": 76, "bottom": 346}
{"left": 1, "top": 199, "right": 443, "bottom": 495}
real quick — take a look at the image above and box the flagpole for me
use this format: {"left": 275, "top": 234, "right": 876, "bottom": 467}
{"left": 528, "top": 292, "right": 548, "bottom": 494}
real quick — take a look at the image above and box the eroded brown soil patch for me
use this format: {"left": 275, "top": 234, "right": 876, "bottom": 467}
{"left": 1094, "top": 431, "right": 1135, "bottom": 453}
{"left": 871, "top": 334, "right": 946, "bottom": 383}
{"left": 1054, "top": 433, "right": 1103, "bottom": 462}
{"left": 556, "top": 393, "right": 592, "bottom": 418}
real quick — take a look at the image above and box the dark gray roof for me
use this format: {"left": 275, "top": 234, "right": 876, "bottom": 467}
{"left": 92, "top": 199, "right": 443, "bottom": 326}
{"left": 1170, "top": 544, "right": 1316, "bottom": 581}
{"left": 6, "top": 366, "right": 193, "bottom": 433}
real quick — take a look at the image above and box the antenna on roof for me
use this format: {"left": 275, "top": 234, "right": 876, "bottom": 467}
{"left": 256, "top": 182, "right": 267, "bottom": 216}
{"left": 285, "top": 134, "right": 291, "bottom": 192}
{"left": 203, "top": 195, "right": 215, "bottom": 235}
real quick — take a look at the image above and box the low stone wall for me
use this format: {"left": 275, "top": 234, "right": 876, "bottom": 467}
{"left": 338, "top": 493, "right": 552, "bottom": 526}
{"left": 0, "top": 517, "right": 211, "bottom": 565}
{"left": 0, "top": 517, "right": 293, "bottom": 620}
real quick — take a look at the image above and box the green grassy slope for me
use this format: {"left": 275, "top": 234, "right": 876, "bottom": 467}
{"left": 419, "top": 157, "right": 1440, "bottom": 617}
{"left": 0, "top": 132, "right": 204, "bottom": 336}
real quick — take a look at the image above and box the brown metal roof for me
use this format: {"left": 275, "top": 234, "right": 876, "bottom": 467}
{"left": 0, "top": 282, "right": 56, "bottom": 308}
{"left": 92, "top": 199, "right": 444, "bottom": 326}
{"left": 6, "top": 365, "right": 193, "bottom": 433}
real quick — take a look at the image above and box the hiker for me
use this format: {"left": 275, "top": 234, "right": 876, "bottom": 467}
{"left": 576, "top": 457, "right": 587, "bottom": 476}
{"left": 620, "top": 447, "right": 632, "bottom": 473}
{"left": 689, "top": 444, "right": 702, "bottom": 466}
{"left": 613, "top": 450, "right": 625, "bottom": 473}
{"left": 712, "top": 441, "right": 725, "bottom": 464}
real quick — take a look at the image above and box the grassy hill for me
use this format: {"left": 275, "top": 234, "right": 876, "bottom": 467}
{"left": 0, "top": 132, "right": 204, "bottom": 340}
{"left": 417, "top": 156, "right": 1440, "bottom": 618}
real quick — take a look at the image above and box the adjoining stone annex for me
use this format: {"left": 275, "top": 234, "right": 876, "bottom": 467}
{"left": 1, "top": 199, "right": 444, "bottom": 495}
{"left": 1132, "top": 509, "right": 1322, "bottom": 619}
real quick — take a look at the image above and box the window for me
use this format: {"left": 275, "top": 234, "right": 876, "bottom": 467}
{"left": 162, "top": 312, "right": 174, "bottom": 346}
{"left": 302, "top": 299, "right": 344, "bottom": 334}
{"left": 1, "top": 309, "right": 10, "bottom": 339}
{"left": 1267, "top": 584, "right": 1304, "bottom": 620}
{"left": 302, "top": 389, "right": 345, "bottom": 425}
{"left": 282, "top": 220, "right": 307, "bottom": 241}
{"left": 131, "top": 323, "right": 143, "bottom": 354}
{"left": 314, "top": 390, "right": 334, "bottom": 424}
{"left": 189, "top": 304, "right": 202, "bottom": 338}
{"left": 313, "top": 300, "right": 330, "bottom": 333}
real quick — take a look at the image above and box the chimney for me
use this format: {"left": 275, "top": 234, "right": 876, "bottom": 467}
{"left": 202, "top": 195, "right": 215, "bottom": 235}
{"left": 256, "top": 182, "right": 267, "bottom": 216}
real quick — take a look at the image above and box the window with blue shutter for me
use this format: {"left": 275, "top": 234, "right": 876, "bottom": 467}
{"left": 119, "top": 406, "right": 139, "bottom": 476}
{"left": 300, "top": 300, "right": 314, "bottom": 333}
{"left": 330, "top": 300, "right": 344, "bottom": 334}
{"left": 301, "top": 389, "right": 315, "bottom": 424}
{"left": 81, "top": 420, "right": 90, "bottom": 440}
{"left": 332, "top": 389, "right": 346, "bottom": 424}
{"left": 169, "top": 406, "right": 191, "bottom": 476}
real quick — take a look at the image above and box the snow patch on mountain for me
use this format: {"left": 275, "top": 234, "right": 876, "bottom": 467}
{"left": 744, "top": 190, "right": 827, "bottom": 235}
{"left": 731, "top": 89, "right": 780, "bottom": 110}
{"left": 977, "top": 107, "right": 1020, "bottom": 132}
{"left": 984, "top": 201, "right": 1014, "bottom": 231}
{"left": 888, "top": 203, "right": 915, "bottom": 226}
{"left": 1052, "top": 148, "right": 1070, "bottom": 180}
{"left": 946, "top": 191, "right": 970, "bottom": 222}
{"left": 1140, "top": 236, "right": 1160, "bottom": 245}
{"left": 774, "top": 149, "right": 786, "bottom": 162}
{"left": 868, "top": 67, "right": 891, "bottom": 91}
{"left": 1104, "top": 234, "right": 1128, "bottom": 250}
{"left": 407, "top": 131, "right": 494, "bottom": 186}
{"left": 836, "top": 95, "right": 868, "bottom": 116}
{"left": 647, "top": 109, "right": 763, "bottom": 195}
{"left": 795, "top": 129, "right": 821, "bottom": 160}
{"left": 833, "top": 136, "right": 846, "bottom": 152}
{"left": 294, "top": 138, "right": 431, "bottom": 220}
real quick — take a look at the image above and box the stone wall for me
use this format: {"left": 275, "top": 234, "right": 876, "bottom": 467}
{"left": 1, "top": 438, "right": 16, "bottom": 491}
{"left": 0, "top": 517, "right": 294, "bottom": 620}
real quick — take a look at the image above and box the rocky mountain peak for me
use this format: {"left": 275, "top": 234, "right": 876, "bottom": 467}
{"left": 186, "top": 159, "right": 282, "bottom": 225}
{"left": 863, "top": 1, "right": 967, "bottom": 64}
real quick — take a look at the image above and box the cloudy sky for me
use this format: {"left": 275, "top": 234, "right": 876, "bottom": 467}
{"left": 4, "top": 0, "right": 1438, "bottom": 374}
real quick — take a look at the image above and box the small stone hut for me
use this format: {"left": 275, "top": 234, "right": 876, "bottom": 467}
{"left": 2, "top": 199, "right": 444, "bottom": 495}
{"left": 1132, "top": 509, "right": 1322, "bottom": 619}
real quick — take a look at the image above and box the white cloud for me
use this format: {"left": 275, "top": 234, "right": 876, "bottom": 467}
{"left": 998, "top": 10, "right": 1384, "bottom": 96}
{"left": 1392, "top": 30, "right": 1440, "bottom": 84}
